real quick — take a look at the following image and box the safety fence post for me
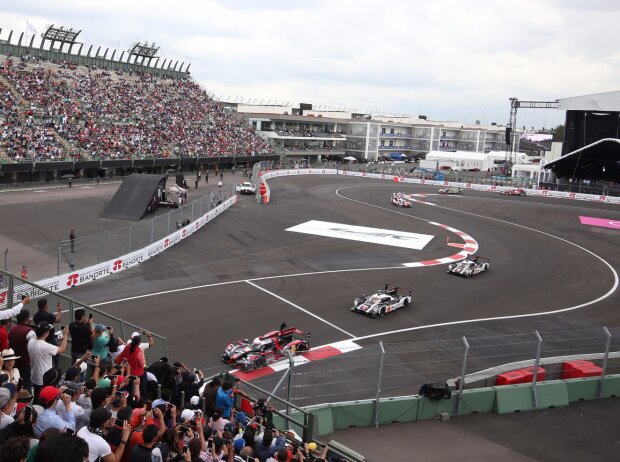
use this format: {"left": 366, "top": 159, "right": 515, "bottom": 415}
{"left": 128, "top": 223, "right": 133, "bottom": 252}
{"left": 286, "top": 350, "right": 295, "bottom": 416}
{"left": 3, "top": 248, "right": 7, "bottom": 270}
{"left": 7, "top": 273, "right": 14, "bottom": 309}
{"left": 374, "top": 341, "right": 385, "bottom": 428}
{"left": 150, "top": 218, "right": 155, "bottom": 244}
{"left": 167, "top": 213, "right": 170, "bottom": 235}
{"left": 57, "top": 244, "right": 62, "bottom": 275}
{"left": 598, "top": 327, "right": 612, "bottom": 397}
{"left": 191, "top": 202, "right": 195, "bottom": 222}
{"left": 456, "top": 336, "right": 469, "bottom": 414}
{"left": 532, "top": 331, "right": 543, "bottom": 407}
{"left": 98, "top": 233, "right": 103, "bottom": 263}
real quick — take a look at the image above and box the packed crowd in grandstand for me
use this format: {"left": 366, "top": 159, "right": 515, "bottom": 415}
{"left": 0, "top": 55, "right": 272, "bottom": 162}
{"left": 0, "top": 296, "right": 338, "bottom": 462}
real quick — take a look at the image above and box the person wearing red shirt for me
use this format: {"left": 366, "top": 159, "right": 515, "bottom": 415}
{"left": 115, "top": 335, "right": 146, "bottom": 396}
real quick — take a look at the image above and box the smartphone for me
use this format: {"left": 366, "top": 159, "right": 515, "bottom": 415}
{"left": 17, "top": 377, "right": 23, "bottom": 392}
{"left": 145, "top": 401, "right": 152, "bottom": 412}
{"left": 207, "top": 439, "right": 213, "bottom": 449}
{"left": 115, "top": 391, "right": 122, "bottom": 398}
{"left": 92, "top": 355, "right": 99, "bottom": 361}
{"left": 106, "top": 326, "right": 112, "bottom": 330}
{"left": 180, "top": 425, "right": 190, "bottom": 435}
{"left": 88, "top": 313, "right": 93, "bottom": 320}
{"left": 24, "top": 405, "right": 32, "bottom": 422}
{"left": 66, "top": 428, "right": 75, "bottom": 435}
{"left": 128, "top": 375, "right": 137, "bottom": 381}
{"left": 65, "top": 389, "right": 75, "bottom": 398}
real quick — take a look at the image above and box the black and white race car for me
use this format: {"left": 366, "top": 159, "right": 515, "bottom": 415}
{"left": 391, "top": 192, "right": 411, "bottom": 207}
{"left": 446, "top": 256, "right": 490, "bottom": 277}
{"left": 351, "top": 284, "right": 413, "bottom": 317}
{"left": 439, "top": 187, "right": 463, "bottom": 195}
{"left": 235, "top": 182, "right": 256, "bottom": 194}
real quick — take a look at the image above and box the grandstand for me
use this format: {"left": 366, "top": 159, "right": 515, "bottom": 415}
{"left": 0, "top": 26, "right": 276, "bottom": 184}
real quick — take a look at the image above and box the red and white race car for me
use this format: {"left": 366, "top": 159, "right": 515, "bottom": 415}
{"left": 391, "top": 192, "right": 411, "bottom": 207}
{"left": 499, "top": 188, "right": 526, "bottom": 196}
{"left": 222, "top": 324, "right": 311, "bottom": 371}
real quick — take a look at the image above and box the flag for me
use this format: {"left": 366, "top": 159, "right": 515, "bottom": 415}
{"left": 26, "top": 21, "right": 37, "bottom": 36}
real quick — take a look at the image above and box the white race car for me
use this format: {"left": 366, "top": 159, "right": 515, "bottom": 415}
{"left": 391, "top": 192, "right": 411, "bottom": 207}
{"left": 235, "top": 182, "right": 256, "bottom": 194}
{"left": 351, "top": 284, "right": 413, "bottom": 317}
{"left": 447, "top": 256, "right": 490, "bottom": 277}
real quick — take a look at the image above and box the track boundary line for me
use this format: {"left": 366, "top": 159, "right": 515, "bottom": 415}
{"left": 244, "top": 280, "right": 356, "bottom": 338}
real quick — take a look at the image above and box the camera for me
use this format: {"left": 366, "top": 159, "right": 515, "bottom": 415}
{"left": 65, "top": 389, "right": 75, "bottom": 398}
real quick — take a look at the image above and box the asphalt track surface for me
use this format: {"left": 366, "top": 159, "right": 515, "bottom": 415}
{"left": 3, "top": 175, "right": 620, "bottom": 461}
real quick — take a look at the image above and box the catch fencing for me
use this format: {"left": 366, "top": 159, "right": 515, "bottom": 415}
{"left": 3, "top": 185, "right": 234, "bottom": 277}
{"left": 0, "top": 269, "right": 168, "bottom": 364}
{"left": 241, "top": 327, "right": 620, "bottom": 410}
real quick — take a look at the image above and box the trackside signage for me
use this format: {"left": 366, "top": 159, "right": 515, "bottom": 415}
{"left": 14, "top": 196, "right": 239, "bottom": 299}
{"left": 286, "top": 220, "right": 434, "bottom": 250}
{"left": 260, "top": 168, "right": 620, "bottom": 204}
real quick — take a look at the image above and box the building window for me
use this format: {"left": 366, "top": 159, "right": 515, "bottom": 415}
{"left": 389, "top": 141, "right": 394, "bottom": 147}
{"left": 380, "top": 140, "right": 385, "bottom": 146}
{"left": 381, "top": 128, "right": 386, "bottom": 135}
{"left": 390, "top": 128, "right": 394, "bottom": 134}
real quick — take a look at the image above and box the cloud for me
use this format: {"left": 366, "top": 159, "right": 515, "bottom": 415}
{"left": 1, "top": 0, "right": 617, "bottom": 128}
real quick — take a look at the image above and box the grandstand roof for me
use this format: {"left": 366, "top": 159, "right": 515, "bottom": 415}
{"left": 242, "top": 112, "right": 346, "bottom": 124}
{"left": 557, "top": 91, "right": 620, "bottom": 111}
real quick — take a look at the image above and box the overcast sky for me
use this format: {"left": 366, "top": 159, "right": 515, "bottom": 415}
{"left": 3, "top": 0, "right": 619, "bottom": 129}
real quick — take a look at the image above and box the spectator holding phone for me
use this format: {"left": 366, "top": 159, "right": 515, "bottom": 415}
{"left": 0, "top": 405, "right": 38, "bottom": 446}
{"left": 33, "top": 299, "right": 62, "bottom": 368}
{"left": 92, "top": 325, "right": 112, "bottom": 365}
{"left": 69, "top": 309, "right": 93, "bottom": 365}
{"left": 114, "top": 336, "right": 146, "bottom": 397}
{"left": 77, "top": 407, "right": 131, "bottom": 462}
{"left": 34, "top": 386, "right": 76, "bottom": 437}
{"left": 28, "top": 322, "right": 68, "bottom": 402}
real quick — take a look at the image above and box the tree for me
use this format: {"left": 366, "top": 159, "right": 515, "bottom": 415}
{"left": 552, "top": 124, "right": 565, "bottom": 142}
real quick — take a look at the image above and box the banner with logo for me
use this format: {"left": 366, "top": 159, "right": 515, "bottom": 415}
{"left": 32, "top": 196, "right": 238, "bottom": 294}
{"left": 262, "top": 169, "right": 620, "bottom": 204}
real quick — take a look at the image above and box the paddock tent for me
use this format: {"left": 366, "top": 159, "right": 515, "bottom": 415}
{"left": 424, "top": 151, "right": 493, "bottom": 171}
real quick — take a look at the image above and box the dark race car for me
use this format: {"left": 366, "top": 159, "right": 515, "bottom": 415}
{"left": 351, "top": 284, "right": 413, "bottom": 317}
{"left": 438, "top": 187, "right": 463, "bottom": 195}
{"left": 222, "top": 323, "right": 311, "bottom": 371}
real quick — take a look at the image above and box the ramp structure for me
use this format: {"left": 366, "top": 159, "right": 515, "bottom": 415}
{"left": 101, "top": 174, "right": 167, "bottom": 220}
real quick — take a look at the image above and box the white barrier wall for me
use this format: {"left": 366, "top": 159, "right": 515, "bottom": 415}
{"left": 19, "top": 196, "right": 239, "bottom": 296}
{"left": 259, "top": 169, "right": 620, "bottom": 204}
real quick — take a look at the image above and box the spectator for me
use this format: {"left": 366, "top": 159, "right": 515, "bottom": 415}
{"left": 78, "top": 407, "right": 131, "bottom": 462}
{"left": 69, "top": 229, "right": 76, "bottom": 252}
{"left": 209, "top": 410, "right": 229, "bottom": 432}
{"left": 0, "top": 435, "right": 30, "bottom": 462}
{"left": 0, "top": 296, "right": 31, "bottom": 321}
{"left": 8, "top": 309, "right": 36, "bottom": 392}
{"left": 114, "top": 335, "right": 146, "bottom": 396}
{"left": 68, "top": 309, "right": 93, "bottom": 364}
{"left": 1, "top": 349, "right": 21, "bottom": 386}
{"left": 0, "top": 384, "right": 17, "bottom": 429}
{"left": 127, "top": 423, "right": 158, "bottom": 461}
{"left": 215, "top": 381, "right": 235, "bottom": 420}
{"left": 202, "top": 376, "right": 221, "bottom": 418}
{"left": 33, "top": 386, "right": 75, "bottom": 437}
{"left": 32, "top": 432, "right": 89, "bottom": 462}
{"left": 28, "top": 323, "right": 68, "bottom": 401}
{"left": 256, "top": 429, "right": 286, "bottom": 462}
{"left": 0, "top": 320, "right": 9, "bottom": 351}
{"left": 32, "top": 299, "right": 62, "bottom": 368}
{"left": 0, "top": 405, "right": 38, "bottom": 447}
{"left": 92, "top": 325, "right": 113, "bottom": 365}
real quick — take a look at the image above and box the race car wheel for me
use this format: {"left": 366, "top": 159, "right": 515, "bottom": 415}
{"left": 379, "top": 307, "right": 386, "bottom": 317}
{"left": 251, "top": 357, "right": 266, "bottom": 370}
{"left": 403, "top": 298, "right": 410, "bottom": 307}
{"left": 466, "top": 269, "right": 473, "bottom": 278}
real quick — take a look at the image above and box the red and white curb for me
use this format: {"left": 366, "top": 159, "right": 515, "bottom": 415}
{"left": 230, "top": 339, "right": 362, "bottom": 381}
{"left": 401, "top": 194, "right": 479, "bottom": 268}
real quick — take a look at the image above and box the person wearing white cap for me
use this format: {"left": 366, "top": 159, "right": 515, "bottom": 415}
{"left": 109, "top": 331, "right": 154, "bottom": 361}
{"left": 1, "top": 348, "right": 21, "bottom": 385}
